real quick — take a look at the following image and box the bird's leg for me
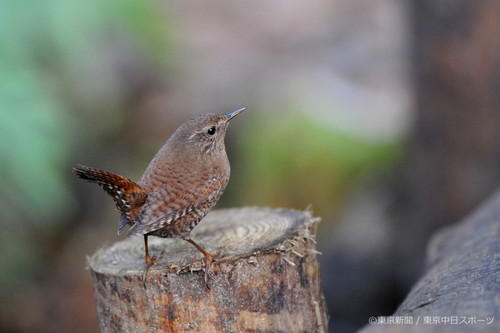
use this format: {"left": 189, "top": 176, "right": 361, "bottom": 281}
{"left": 141, "top": 235, "right": 156, "bottom": 287}
{"left": 144, "top": 235, "right": 155, "bottom": 266}
{"left": 185, "top": 238, "right": 217, "bottom": 287}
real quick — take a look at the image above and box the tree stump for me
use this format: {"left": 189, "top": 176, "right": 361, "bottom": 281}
{"left": 88, "top": 207, "right": 328, "bottom": 333}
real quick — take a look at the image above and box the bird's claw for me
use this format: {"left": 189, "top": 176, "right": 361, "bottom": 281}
{"left": 203, "top": 251, "right": 222, "bottom": 289}
{"left": 142, "top": 253, "right": 160, "bottom": 287}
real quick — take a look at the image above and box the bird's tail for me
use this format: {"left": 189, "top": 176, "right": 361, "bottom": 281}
{"left": 72, "top": 165, "right": 147, "bottom": 234}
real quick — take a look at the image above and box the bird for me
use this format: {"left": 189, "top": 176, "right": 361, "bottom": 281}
{"left": 73, "top": 107, "right": 246, "bottom": 285}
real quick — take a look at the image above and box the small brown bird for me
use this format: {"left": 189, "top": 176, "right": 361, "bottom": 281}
{"left": 73, "top": 107, "right": 245, "bottom": 283}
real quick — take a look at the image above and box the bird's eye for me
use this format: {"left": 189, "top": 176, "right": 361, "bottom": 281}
{"left": 207, "top": 127, "right": 216, "bottom": 135}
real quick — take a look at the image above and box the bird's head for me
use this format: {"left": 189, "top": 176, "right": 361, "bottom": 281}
{"left": 174, "top": 107, "right": 246, "bottom": 155}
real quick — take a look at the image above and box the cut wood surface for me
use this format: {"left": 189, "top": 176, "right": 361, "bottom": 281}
{"left": 361, "top": 191, "right": 500, "bottom": 333}
{"left": 88, "top": 207, "right": 328, "bottom": 333}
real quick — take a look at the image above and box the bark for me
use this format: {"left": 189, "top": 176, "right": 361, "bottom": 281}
{"left": 88, "top": 207, "right": 328, "bottom": 333}
{"left": 361, "top": 190, "right": 500, "bottom": 333}
{"left": 392, "top": 0, "right": 500, "bottom": 296}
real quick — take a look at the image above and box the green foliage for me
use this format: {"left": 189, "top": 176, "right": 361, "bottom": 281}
{"left": 0, "top": 2, "right": 70, "bottom": 223}
{"left": 0, "top": 0, "right": 172, "bottom": 290}
{"left": 238, "top": 112, "right": 401, "bottom": 216}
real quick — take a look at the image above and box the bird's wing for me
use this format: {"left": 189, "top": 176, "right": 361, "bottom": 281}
{"left": 127, "top": 176, "right": 228, "bottom": 236}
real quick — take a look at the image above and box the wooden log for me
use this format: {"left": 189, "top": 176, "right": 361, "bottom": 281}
{"left": 88, "top": 207, "right": 328, "bottom": 333}
{"left": 360, "top": 191, "right": 500, "bottom": 333}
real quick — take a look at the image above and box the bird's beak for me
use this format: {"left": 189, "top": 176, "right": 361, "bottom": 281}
{"left": 225, "top": 107, "right": 247, "bottom": 121}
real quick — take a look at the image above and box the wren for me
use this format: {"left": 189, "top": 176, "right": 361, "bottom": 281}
{"left": 73, "top": 107, "right": 246, "bottom": 284}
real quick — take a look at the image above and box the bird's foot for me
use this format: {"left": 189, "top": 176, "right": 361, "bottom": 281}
{"left": 142, "top": 252, "right": 160, "bottom": 286}
{"left": 203, "top": 251, "right": 222, "bottom": 289}
{"left": 184, "top": 238, "right": 222, "bottom": 288}
{"left": 145, "top": 254, "right": 155, "bottom": 267}
{"left": 203, "top": 254, "right": 214, "bottom": 289}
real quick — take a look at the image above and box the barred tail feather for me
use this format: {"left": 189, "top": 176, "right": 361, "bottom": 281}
{"left": 118, "top": 214, "right": 129, "bottom": 235}
{"left": 73, "top": 165, "right": 147, "bottom": 233}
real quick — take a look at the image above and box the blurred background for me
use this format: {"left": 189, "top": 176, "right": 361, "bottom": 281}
{"left": 1, "top": 0, "right": 498, "bottom": 332}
